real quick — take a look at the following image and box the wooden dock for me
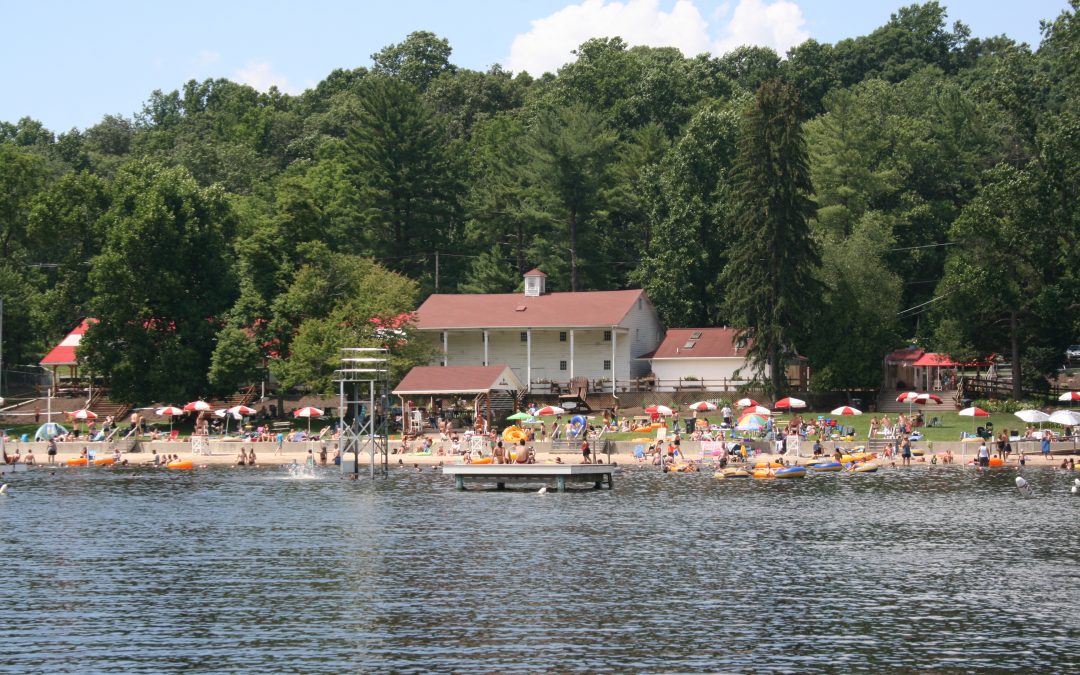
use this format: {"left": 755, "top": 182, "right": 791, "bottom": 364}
{"left": 441, "top": 463, "right": 616, "bottom": 492}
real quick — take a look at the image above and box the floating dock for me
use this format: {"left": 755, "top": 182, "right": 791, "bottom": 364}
{"left": 441, "top": 464, "right": 616, "bottom": 492}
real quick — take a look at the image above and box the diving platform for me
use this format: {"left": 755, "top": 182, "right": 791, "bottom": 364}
{"left": 441, "top": 463, "right": 616, "bottom": 492}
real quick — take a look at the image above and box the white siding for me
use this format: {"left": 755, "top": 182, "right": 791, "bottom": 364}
{"left": 618, "top": 294, "right": 665, "bottom": 378}
{"left": 650, "top": 357, "right": 768, "bottom": 391}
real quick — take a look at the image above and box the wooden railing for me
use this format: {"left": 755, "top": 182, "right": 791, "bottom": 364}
{"left": 528, "top": 377, "right": 806, "bottom": 395}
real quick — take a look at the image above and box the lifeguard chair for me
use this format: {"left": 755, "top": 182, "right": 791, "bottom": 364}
{"left": 558, "top": 376, "right": 593, "bottom": 413}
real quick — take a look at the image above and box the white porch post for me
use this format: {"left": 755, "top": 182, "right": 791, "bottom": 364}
{"left": 483, "top": 330, "right": 489, "bottom": 366}
{"left": 442, "top": 331, "right": 448, "bottom": 366}
{"left": 526, "top": 329, "right": 532, "bottom": 393}
{"left": 611, "top": 327, "right": 617, "bottom": 395}
{"left": 569, "top": 329, "right": 575, "bottom": 379}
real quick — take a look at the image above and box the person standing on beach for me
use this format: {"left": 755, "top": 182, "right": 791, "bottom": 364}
{"left": 581, "top": 438, "right": 591, "bottom": 464}
{"left": 47, "top": 437, "right": 57, "bottom": 464}
{"left": 1041, "top": 434, "right": 1051, "bottom": 462}
{"left": 901, "top": 436, "right": 912, "bottom": 466}
{"left": 977, "top": 440, "right": 990, "bottom": 467}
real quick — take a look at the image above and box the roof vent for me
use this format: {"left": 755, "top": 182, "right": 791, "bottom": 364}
{"left": 682, "top": 341, "right": 696, "bottom": 349}
{"left": 515, "top": 305, "right": 527, "bottom": 312}
{"left": 690, "top": 331, "right": 702, "bottom": 339}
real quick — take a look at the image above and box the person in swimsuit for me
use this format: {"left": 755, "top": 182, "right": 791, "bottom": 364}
{"left": 237, "top": 448, "right": 247, "bottom": 466}
{"left": 247, "top": 448, "right": 256, "bottom": 466}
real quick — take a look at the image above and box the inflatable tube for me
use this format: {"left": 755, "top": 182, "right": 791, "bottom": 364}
{"left": 471, "top": 457, "right": 493, "bottom": 465}
{"left": 67, "top": 458, "right": 88, "bottom": 466}
{"left": 752, "top": 468, "right": 774, "bottom": 479}
{"left": 716, "top": 468, "right": 750, "bottom": 479}
{"left": 167, "top": 460, "right": 194, "bottom": 470}
{"left": 633, "top": 426, "right": 652, "bottom": 432}
{"left": 502, "top": 426, "right": 527, "bottom": 443}
{"left": 414, "top": 451, "right": 432, "bottom": 457}
{"left": 93, "top": 458, "right": 115, "bottom": 466}
{"left": 988, "top": 457, "right": 1004, "bottom": 467}
{"left": 853, "top": 462, "right": 878, "bottom": 473}
{"left": 810, "top": 461, "right": 842, "bottom": 472}
{"left": 774, "top": 466, "right": 807, "bottom": 479}
{"left": 754, "top": 461, "right": 784, "bottom": 469}
{"left": 569, "top": 415, "right": 587, "bottom": 437}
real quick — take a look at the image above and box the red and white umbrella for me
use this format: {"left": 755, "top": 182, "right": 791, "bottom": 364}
{"left": 896, "top": 391, "right": 921, "bottom": 403}
{"left": 735, "top": 398, "right": 758, "bottom": 408}
{"left": 831, "top": 406, "right": 863, "bottom": 416}
{"left": 745, "top": 405, "right": 772, "bottom": 415}
{"left": 227, "top": 405, "right": 257, "bottom": 416}
{"left": 774, "top": 397, "right": 806, "bottom": 410}
{"left": 1058, "top": 391, "right": 1080, "bottom": 402}
{"left": 293, "top": 406, "right": 324, "bottom": 442}
{"left": 535, "top": 405, "right": 565, "bottom": 416}
{"left": 687, "top": 401, "right": 717, "bottom": 412}
{"left": 67, "top": 409, "right": 98, "bottom": 420}
{"left": 959, "top": 406, "right": 990, "bottom": 433}
{"left": 913, "top": 393, "right": 942, "bottom": 404}
{"left": 645, "top": 404, "right": 674, "bottom": 416}
{"left": 184, "top": 400, "right": 212, "bottom": 412}
{"left": 156, "top": 406, "right": 184, "bottom": 416}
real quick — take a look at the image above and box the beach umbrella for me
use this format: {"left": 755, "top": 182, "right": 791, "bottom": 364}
{"left": 896, "top": 391, "right": 921, "bottom": 402}
{"left": 913, "top": 393, "right": 943, "bottom": 404}
{"left": 1058, "top": 391, "right": 1080, "bottom": 402}
{"left": 1014, "top": 409, "right": 1049, "bottom": 424}
{"left": 735, "top": 398, "right": 758, "bottom": 408}
{"left": 745, "top": 405, "right": 772, "bottom": 415}
{"left": 1049, "top": 410, "right": 1080, "bottom": 426}
{"left": 774, "top": 397, "right": 806, "bottom": 410}
{"left": 507, "top": 411, "right": 532, "bottom": 421}
{"left": 959, "top": 406, "right": 990, "bottom": 434}
{"left": 184, "top": 400, "right": 211, "bottom": 412}
{"left": 735, "top": 412, "right": 768, "bottom": 431}
{"left": 687, "top": 401, "right": 717, "bottom": 412}
{"left": 645, "top": 404, "right": 674, "bottom": 416}
{"left": 156, "top": 405, "right": 183, "bottom": 436}
{"left": 535, "top": 405, "right": 565, "bottom": 416}
{"left": 831, "top": 406, "right": 863, "bottom": 416}
{"left": 293, "top": 406, "right": 324, "bottom": 441}
{"left": 67, "top": 409, "right": 98, "bottom": 420}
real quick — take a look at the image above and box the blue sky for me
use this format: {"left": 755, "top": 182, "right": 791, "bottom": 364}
{"left": 1, "top": 0, "right": 1070, "bottom": 132}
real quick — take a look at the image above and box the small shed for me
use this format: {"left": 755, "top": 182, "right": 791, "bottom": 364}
{"left": 392, "top": 365, "right": 524, "bottom": 433}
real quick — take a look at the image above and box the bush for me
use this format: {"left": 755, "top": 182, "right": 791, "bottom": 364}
{"left": 973, "top": 399, "right": 1040, "bottom": 414}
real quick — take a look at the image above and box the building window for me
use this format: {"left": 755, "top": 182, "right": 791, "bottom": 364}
{"left": 604, "top": 359, "right": 611, "bottom": 371}
{"left": 560, "top": 360, "right": 567, "bottom": 371}
{"left": 603, "top": 330, "right": 612, "bottom": 341}
{"left": 637, "top": 298, "right": 642, "bottom": 310}
{"left": 559, "top": 331, "right": 567, "bottom": 342}
{"left": 520, "top": 331, "right": 528, "bottom": 342}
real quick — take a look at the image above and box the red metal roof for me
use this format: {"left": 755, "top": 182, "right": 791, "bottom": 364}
{"left": 647, "top": 328, "right": 751, "bottom": 359}
{"left": 911, "top": 352, "right": 995, "bottom": 368}
{"left": 415, "top": 289, "right": 645, "bottom": 329}
{"left": 40, "top": 318, "right": 97, "bottom": 366}
{"left": 393, "top": 365, "right": 523, "bottom": 395}
{"left": 523, "top": 268, "right": 546, "bottom": 277}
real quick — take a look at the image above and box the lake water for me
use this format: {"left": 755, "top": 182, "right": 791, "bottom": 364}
{"left": 2, "top": 463, "right": 1080, "bottom": 673}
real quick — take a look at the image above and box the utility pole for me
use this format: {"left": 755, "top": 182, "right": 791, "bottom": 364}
{"left": 0, "top": 298, "right": 4, "bottom": 398}
{"left": 434, "top": 251, "right": 440, "bottom": 293}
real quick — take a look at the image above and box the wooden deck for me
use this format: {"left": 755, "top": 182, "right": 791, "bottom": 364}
{"left": 441, "top": 463, "right": 616, "bottom": 492}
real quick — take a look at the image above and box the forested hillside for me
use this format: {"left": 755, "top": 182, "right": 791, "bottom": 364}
{"left": 1, "top": 1, "right": 1077, "bottom": 402}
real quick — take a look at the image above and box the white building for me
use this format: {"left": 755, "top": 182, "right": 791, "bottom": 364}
{"left": 646, "top": 328, "right": 809, "bottom": 392}
{"left": 413, "top": 269, "right": 664, "bottom": 393}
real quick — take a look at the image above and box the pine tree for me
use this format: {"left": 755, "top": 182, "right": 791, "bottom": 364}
{"left": 720, "top": 80, "right": 820, "bottom": 397}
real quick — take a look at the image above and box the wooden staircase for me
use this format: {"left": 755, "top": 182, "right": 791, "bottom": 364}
{"left": 88, "top": 390, "right": 131, "bottom": 424}
{"left": 210, "top": 384, "right": 259, "bottom": 411}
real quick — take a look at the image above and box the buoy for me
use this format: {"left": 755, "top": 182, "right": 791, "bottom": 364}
{"left": 1015, "top": 476, "right": 1034, "bottom": 498}
{"left": 0, "top": 484, "right": 8, "bottom": 495}
{"left": 538, "top": 486, "right": 547, "bottom": 495}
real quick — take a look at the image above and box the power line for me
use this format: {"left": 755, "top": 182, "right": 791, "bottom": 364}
{"left": 897, "top": 290, "right": 954, "bottom": 317}
{"left": 887, "top": 242, "right": 960, "bottom": 252}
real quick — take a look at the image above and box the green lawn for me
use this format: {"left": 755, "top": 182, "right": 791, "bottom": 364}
{"left": 512, "top": 411, "right": 1054, "bottom": 443}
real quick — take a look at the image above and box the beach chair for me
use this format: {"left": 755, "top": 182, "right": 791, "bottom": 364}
{"left": 633, "top": 445, "right": 645, "bottom": 461}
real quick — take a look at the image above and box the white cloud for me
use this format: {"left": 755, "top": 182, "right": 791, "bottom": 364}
{"left": 505, "top": 0, "right": 808, "bottom": 76}
{"left": 713, "top": 0, "right": 808, "bottom": 55}
{"left": 233, "top": 61, "right": 297, "bottom": 93}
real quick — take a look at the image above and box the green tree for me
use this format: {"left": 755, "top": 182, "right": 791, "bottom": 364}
{"left": 720, "top": 81, "right": 820, "bottom": 397}
{"left": 371, "top": 31, "right": 455, "bottom": 91}
{"left": 345, "top": 76, "right": 461, "bottom": 285}
{"left": 524, "top": 104, "right": 617, "bottom": 291}
{"left": 458, "top": 244, "right": 520, "bottom": 294}
{"left": 207, "top": 325, "right": 263, "bottom": 395}
{"left": 80, "top": 161, "right": 238, "bottom": 403}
